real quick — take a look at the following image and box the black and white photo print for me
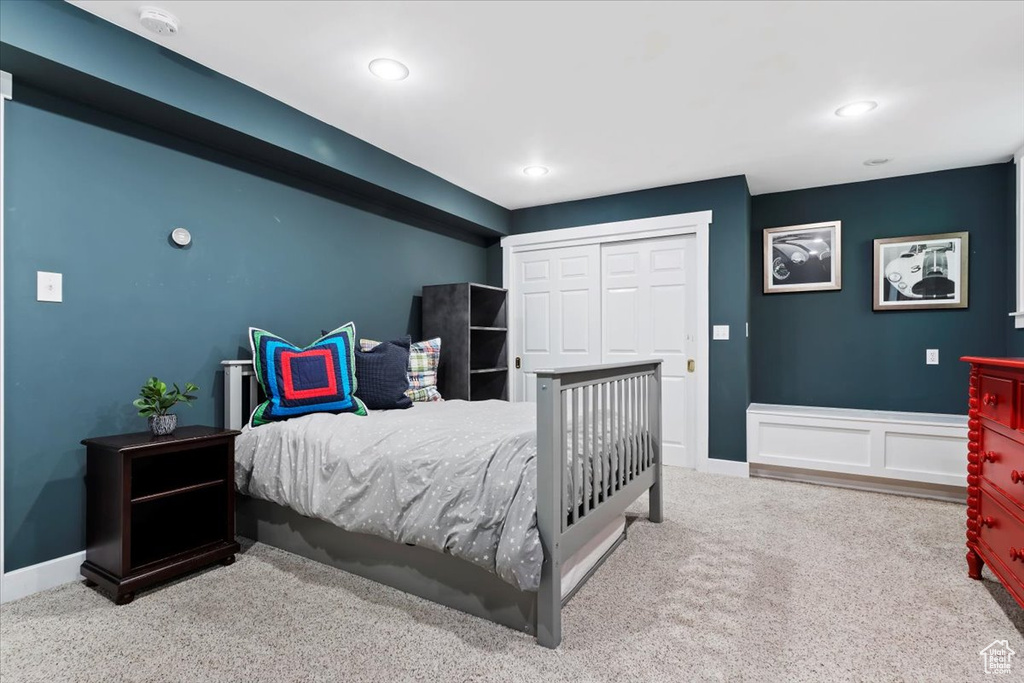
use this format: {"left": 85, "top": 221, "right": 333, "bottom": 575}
{"left": 873, "top": 232, "right": 969, "bottom": 311}
{"left": 763, "top": 221, "right": 842, "bottom": 294}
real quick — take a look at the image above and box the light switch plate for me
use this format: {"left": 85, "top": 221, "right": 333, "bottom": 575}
{"left": 713, "top": 325, "right": 730, "bottom": 340}
{"left": 37, "top": 271, "right": 63, "bottom": 302}
{"left": 926, "top": 349, "right": 939, "bottom": 365}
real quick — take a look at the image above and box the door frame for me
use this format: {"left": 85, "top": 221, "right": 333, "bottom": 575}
{"left": 1, "top": 71, "right": 12, "bottom": 596}
{"left": 500, "top": 210, "right": 712, "bottom": 471}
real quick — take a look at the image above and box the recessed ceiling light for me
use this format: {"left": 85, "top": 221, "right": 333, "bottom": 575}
{"left": 139, "top": 6, "right": 179, "bottom": 35}
{"left": 368, "top": 58, "right": 409, "bottom": 81}
{"left": 835, "top": 100, "right": 878, "bottom": 117}
{"left": 864, "top": 158, "right": 891, "bottom": 166}
{"left": 523, "top": 166, "right": 549, "bottom": 177}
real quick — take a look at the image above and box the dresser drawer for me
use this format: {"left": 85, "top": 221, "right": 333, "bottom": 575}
{"left": 979, "top": 373, "right": 1015, "bottom": 429}
{"left": 978, "top": 428, "right": 1024, "bottom": 507}
{"left": 976, "top": 489, "right": 1024, "bottom": 592}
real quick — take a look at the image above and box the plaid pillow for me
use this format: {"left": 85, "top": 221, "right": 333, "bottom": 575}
{"left": 360, "top": 337, "right": 443, "bottom": 402}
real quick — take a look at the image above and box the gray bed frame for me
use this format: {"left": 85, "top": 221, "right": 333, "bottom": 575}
{"left": 222, "top": 359, "right": 663, "bottom": 648}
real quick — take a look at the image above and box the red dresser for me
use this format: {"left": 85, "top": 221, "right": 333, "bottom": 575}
{"left": 963, "top": 356, "right": 1024, "bottom": 607}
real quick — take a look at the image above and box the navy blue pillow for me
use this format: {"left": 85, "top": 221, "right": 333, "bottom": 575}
{"left": 354, "top": 336, "right": 413, "bottom": 410}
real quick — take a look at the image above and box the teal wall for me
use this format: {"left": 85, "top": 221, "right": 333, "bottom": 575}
{"left": 3, "top": 87, "right": 487, "bottom": 571}
{"left": 511, "top": 176, "right": 752, "bottom": 462}
{"left": 0, "top": 0, "right": 509, "bottom": 238}
{"left": 750, "top": 164, "right": 1015, "bottom": 414}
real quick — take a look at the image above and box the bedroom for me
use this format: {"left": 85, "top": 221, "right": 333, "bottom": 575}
{"left": 0, "top": 0, "right": 1022, "bottom": 680}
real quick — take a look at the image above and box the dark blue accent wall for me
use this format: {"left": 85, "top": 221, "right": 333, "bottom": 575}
{"left": 750, "top": 164, "right": 1015, "bottom": 414}
{"left": 3, "top": 88, "right": 487, "bottom": 571}
{"left": 511, "top": 176, "right": 752, "bottom": 462}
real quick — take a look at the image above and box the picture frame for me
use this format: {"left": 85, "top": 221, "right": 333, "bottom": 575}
{"left": 763, "top": 221, "right": 842, "bottom": 294}
{"left": 873, "top": 231, "right": 969, "bottom": 311}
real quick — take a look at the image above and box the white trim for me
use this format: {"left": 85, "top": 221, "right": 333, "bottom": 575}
{"left": 747, "top": 403, "right": 968, "bottom": 488}
{"left": 1014, "top": 146, "right": 1024, "bottom": 329}
{"left": 0, "top": 70, "right": 10, "bottom": 600}
{"left": 749, "top": 464, "right": 965, "bottom": 503}
{"left": 501, "top": 210, "right": 713, "bottom": 251}
{"left": 501, "top": 210, "right": 712, "bottom": 472}
{"left": 701, "top": 459, "right": 749, "bottom": 478}
{"left": 1, "top": 550, "right": 85, "bottom": 604}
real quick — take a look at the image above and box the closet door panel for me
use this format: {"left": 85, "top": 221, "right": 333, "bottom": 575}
{"left": 512, "top": 245, "right": 601, "bottom": 402}
{"left": 602, "top": 235, "right": 698, "bottom": 468}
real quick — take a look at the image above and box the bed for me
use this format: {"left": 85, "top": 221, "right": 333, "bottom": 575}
{"left": 222, "top": 359, "right": 663, "bottom": 648}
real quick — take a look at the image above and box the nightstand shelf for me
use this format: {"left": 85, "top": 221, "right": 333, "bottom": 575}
{"left": 130, "top": 478, "right": 226, "bottom": 504}
{"left": 81, "top": 425, "right": 240, "bottom": 604}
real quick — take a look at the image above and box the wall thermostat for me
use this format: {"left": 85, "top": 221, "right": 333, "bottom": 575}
{"left": 170, "top": 227, "right": 192, "bottom": 247}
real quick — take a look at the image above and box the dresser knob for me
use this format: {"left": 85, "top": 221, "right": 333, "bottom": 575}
{"left": 1012, "top": 548, "right": 1022, "bottom": 562}
{"left": 982, "top": 451, "right": 997, "bottom": 463}
{"left": 978, "top": 515, "right": 995, "bottom": 528}
{"left": 1013, "top": 470, "right": 1023, "bottom": 484}
{"left": 983, "top": 393, "right": 998, "bottom": 407}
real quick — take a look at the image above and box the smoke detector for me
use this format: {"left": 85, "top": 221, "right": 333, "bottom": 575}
{"left": 139, "top": 7, "right": 179, "bottom": 35}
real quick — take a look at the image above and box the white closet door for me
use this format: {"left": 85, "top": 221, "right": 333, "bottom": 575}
{"left": 601, "top": 235, "right": 697, "bottom": 468}
{"left": 512, "top": 245, "right": 602, "bottom": 402}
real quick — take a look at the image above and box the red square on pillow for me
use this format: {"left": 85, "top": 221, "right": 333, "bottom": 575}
{"left": 280, "top": 348, "right": 338, "bottom": 400}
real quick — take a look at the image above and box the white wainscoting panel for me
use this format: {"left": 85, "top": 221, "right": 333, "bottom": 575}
{"left": 747, "top": 403, "right": 967, "bottom": 487}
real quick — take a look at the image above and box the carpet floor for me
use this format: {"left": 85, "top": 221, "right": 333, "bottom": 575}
{"left": 2, "top": 469, "right": 1022, "bottom": 682}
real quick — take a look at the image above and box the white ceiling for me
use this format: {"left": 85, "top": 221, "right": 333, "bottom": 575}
{"left": 69, "top": 1, "right": 1024, "bottom": 209}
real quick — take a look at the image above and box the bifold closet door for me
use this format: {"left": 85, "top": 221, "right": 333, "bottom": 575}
{"left": 512, "top": 245, "right": 602, "bottom": 402}
{"left": 601, "top": 235, "right": 697, "bottom": 468}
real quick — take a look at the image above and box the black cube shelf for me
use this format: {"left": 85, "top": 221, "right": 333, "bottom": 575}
{"left": 423, "top": 283, "right": 508, "bottom": 401}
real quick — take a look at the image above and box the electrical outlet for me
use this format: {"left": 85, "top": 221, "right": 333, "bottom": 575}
{"left": 713, "top": 325, "right": 730, "bottom": 340}
{"left": 926, "top": 349, "right": 939, "bottom": 365}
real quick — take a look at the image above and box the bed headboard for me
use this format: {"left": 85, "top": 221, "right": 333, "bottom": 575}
{"left": 222, "top": 360, "right": 259, "bottom": 431}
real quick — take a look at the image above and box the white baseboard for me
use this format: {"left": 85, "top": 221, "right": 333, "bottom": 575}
{"left": 747, "top": 403, "right": 967, "bottom": 488}
{"left": 1, "top": 550, "right": 85, "bottom": 603}
{"left": 703, "top": 458, "right": 749, "bottom": 478}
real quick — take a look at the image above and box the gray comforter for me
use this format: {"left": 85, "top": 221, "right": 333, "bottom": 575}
{"left": 234, "top": 400, "right": 546, "bottom": 591}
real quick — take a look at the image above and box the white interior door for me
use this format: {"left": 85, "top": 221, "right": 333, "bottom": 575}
{"left": 601, "top": 235, "right": 698, "bottom": 468}
{"left": 512, "top": 245, "right": 602, "bottom": 402}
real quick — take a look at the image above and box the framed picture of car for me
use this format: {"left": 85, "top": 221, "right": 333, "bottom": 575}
{"left": 873, "top": 231, "right": 969, "bottom": 311}
{"left": 763, "top": 221, "right": 842, "bottom": 294}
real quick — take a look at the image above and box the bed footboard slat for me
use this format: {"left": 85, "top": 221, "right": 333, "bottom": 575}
{"left": 584, "top": 386, "right": 593, "bottom": 513}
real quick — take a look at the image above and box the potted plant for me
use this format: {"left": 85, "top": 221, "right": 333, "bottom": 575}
{"left": 134, "top": 377, "right": 199, "bottom": 436}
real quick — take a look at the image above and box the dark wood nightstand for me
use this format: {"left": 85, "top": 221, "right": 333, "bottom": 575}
{"left": 80, "top": 425, "right": 241, "bottom": 604}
